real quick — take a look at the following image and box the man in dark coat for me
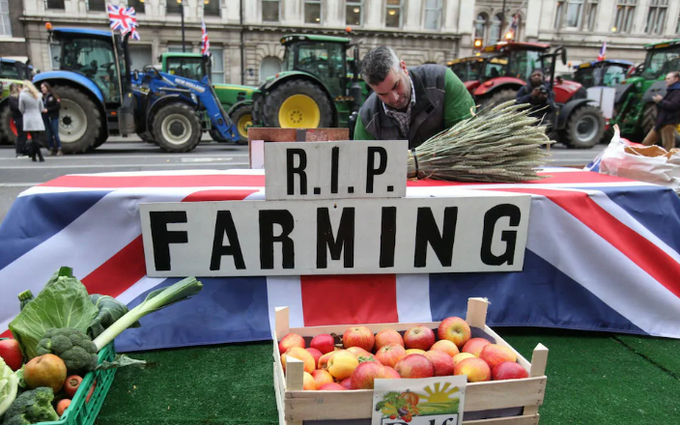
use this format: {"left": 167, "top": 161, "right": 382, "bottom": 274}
{"left": 515, "top": 68, "right": 555, "bottom": 123}
{"left": 8, "top": 83, "right": 27, "bottom": 157}
{"left": 642, "top": 71, "right": 680, "bottom": 151}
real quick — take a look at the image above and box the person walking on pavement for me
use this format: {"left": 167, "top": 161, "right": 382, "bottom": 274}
{"left": 41, "top": 82, "right": 62, "bottom": 156}
{"left": 642, "top": 71, "right": 680, "bottom": 151}
{"left": 8, "top": 82, "right": 28, "bottom": 158}
{"left": 18, "top": 80, "right": 45, "bottom": 162}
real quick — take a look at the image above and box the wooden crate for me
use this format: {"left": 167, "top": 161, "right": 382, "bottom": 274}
{"left": 272, "top": 298, "right": 548, "bottom": 425}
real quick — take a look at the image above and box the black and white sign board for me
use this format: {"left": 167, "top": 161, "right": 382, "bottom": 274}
{"left": 264, "top": 140, "right": 408, "bottom": 200}
{"left": 140, "top": 193, "right": 530, "bottom": 277}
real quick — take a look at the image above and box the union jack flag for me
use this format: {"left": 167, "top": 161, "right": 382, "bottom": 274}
{"left": 108, "top": 4, "right": 140, "bottom": 41}
{"left": 201, "top": 19, "right": 210, "bottom": 56}
{"left": 597, "top": 41, "right": 607, "bottom": 61}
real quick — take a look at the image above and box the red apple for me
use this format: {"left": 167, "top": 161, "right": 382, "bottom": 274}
{"left": 281, "top": 347, "right": 316, "bottom": 374}
{"left": 302, "top": 371, "right": 317, "bottom": 390}
{"left": 319, "top": 382, "right": 347, "bottom": 391}
{"left": 452, "top": 352, "right": 476, "bottom": 367}
{"left": 394, "top": 353, "right": 434, "bottom": 379}
{"left": 374, "top": 329, "right": 404, "bottom": 350}
{"left": 424, "top": 350, "right": 455, "bottom": 376}
{"left": 480, "top": 344, "right": 517, "bottom": 370}
{"left": 0, "top": 338, "right": 23, "bottom": 371}
{"left": 492, "top": 361, "right": 529, "bottom": 380}
{"left": 403, "top": 326, "right": 435, "bottom": 351}
{"left": 350, "top": 361, "right": 386, "bottom": 389}
{"left": 437, "top": 316, "right": 472, "bottom": 348}
{"left": 310, "top": 333, "right": 335, "bottom": 354}
{"left": 375, "top": 343, "right": 407, "bottom": 368}
{"left": 340, "top": 377, "right": 352, "bottom": 389}
{"left": 343, "top": 326, "right": 375, "bottom": 352}
{"left": 318, "top": 351, "right": 335, "bottom": 370}
{"left": 312, "top": 369, "right": 334, "bottom": 387}
{"left": 430, "top": 340, "right": 460, "bottom": 357}
{"left": 381, "top": 366, "right": 402, "bottom": 379}
{"left": 306, "top": 347, "right": 323, "bottom": 367}
{"left": 346, "top": 346, "right": 374, "bottom": 361}
{"left": 462, "top": 337, "right": 492, "bottom": 357}
{"left": 278, "top": 332, "right": 305, "bottom": 354}
{"left": 454, "top": 357, "right": 491, "bottom": 382}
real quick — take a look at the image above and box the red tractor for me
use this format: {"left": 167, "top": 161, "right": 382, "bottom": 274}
{"left": 471, "top": 42, "right": 605, "bottom": 149}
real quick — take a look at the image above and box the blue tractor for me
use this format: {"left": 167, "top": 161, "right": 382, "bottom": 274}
{"left": 34, "top": 26, "right": 238, "bottom": 153}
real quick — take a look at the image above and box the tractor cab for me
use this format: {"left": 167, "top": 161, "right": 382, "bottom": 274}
{"left": 573, "top": 60, "right": 634, "bottom": 88}
{"left": 160, "top": 52, "right": 210, "bottom": 81}
{"left": 449, "top": 55, "right": 494, "bottom": 94}
{"left": 0, "top": 59, "right": 32, "bottom": 80}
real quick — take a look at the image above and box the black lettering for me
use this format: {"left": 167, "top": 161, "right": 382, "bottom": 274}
{"left": 259, "top": 210, "right": 295, "bottom": 269}
{"left": 481, "top": 204, "right": 521, "bottom": 266}
{"left": 442, "top": 418, "right": 457, "bottom": 425}
{"left": 331, "top": 146, "right": 339, "bottom": 194}
{"left": 366, "top": 146, "right": 387, "bottom": 193}
{"left": 414, "top": 207, "right": 458, "bottom": 267}
{"left": 316, "top": 207, "right": 355, "bottom": 268}
{"left": 210, "top": 211, "right": 246, "bottom": 270}
{"left": 379, "top": 207, "right": 397, "bottom": 268}
{"left": 287, "top": 149, "right": 307, "bottom": 195}
{"left": 149, "top": 211, "right": 188, "bottom": 271}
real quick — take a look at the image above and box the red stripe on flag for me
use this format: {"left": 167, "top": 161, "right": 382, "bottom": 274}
{"left": 81, "top": 235, "right": 147, "bottom": 297}
{"left": 40, "top": 174, "right": 266, "bottom": 189}
{"left": 182, "top": 189, "right": 260, "bottom": 202}
{"left": 489, "top": 187, "right": 680, "bottom": 299}
{"left": 300, "top": 275, "right": 399, "bottom": 326}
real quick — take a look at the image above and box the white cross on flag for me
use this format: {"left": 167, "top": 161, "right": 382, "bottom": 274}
{"left": 201, "top": 19, "right": 210, "bottom": 56}
{"left": 108, "top": 4, "right": 140, "bottom": 41}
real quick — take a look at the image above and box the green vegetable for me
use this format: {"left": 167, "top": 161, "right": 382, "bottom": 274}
{"left": 9, "top": 267, "right": 98, "bottom": 359}
{"left": 93, "top": 276, "right": 203, "bottom": 351}
{"left": 35, "top": 328, "right": 98, "bottom": 375}
{"left": 88, "top": 294, "right": 140, "bottom": 339}
{"left": 0, "top": 387, "right": 58, "bottom": 425}
{"left": 0, "top": 357, "right": 18, "bottom": 418}
{"left": 17, "top": 291, "right": 33, "bottom": 311}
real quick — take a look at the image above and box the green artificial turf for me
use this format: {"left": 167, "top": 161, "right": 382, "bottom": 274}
{"left": 94, "top": 330, "right": 680, "bottom": 425}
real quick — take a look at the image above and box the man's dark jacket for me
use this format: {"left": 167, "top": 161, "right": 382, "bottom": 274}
{"left": 655, "top": 82, "right": 680, "bottom": 130}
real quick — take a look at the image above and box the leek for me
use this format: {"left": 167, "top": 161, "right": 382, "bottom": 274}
{"left": 93, "top": 276, "right": 203, "bottom": 351}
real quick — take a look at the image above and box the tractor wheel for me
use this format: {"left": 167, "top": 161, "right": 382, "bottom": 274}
{"left": 263, "top": 80, "right": 333, "bottom": 128}
{"left": 479, "top": 89, "right": 518, "bottom": 109}
{"left": 152, "top": 103, "right": 202, "bottom": 153}
{"left": 0, "top": 103, "right": 16, "bottom": 145}
{"left": 231, "top": 104, "right": 253, "bottom": 145}
{"left": 641, "top": 103, "right": 657, "bottom": 136}
{"left": 52, "top": 85, "right": 102, "bottom": 154}
{"left": 562, "top": 104, "right": 605, "bottom": 149}
{"left": 139, "top": 132, "right": 157, "bottom": 145}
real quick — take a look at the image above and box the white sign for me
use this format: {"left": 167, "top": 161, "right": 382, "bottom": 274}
{"left": 587, "top": 87, "right": 616, "bottom": 119}
{"left": 264, "top": 140, "right": 408, "bottom": 200}
{"left": 372, "top": 375, "right": 467, "bottom": 425}
{"left": 140, "top": 194, "right": 530, "bottom": 277}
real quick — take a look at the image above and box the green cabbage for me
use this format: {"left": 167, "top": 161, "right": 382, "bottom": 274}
{"left": 0, "top": 357, "right": 18, "bottom": 417}
{"left": 88, "top": 294, "right": 141, "bottom": 339}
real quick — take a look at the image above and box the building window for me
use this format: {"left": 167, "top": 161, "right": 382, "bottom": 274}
{"left": 490, "top": 13, "right": 502, "bottom": 42}
{"left": 87, "top": 0, "right": 106, "bottom": 12}
{"left": 260, "top": 56, "right": 281, "bottom": 83}
{"left": 128, "top": 0, "right": 145, "bottom": 14}
{"left": 168, "top": 45, "right": 188, "bottom": 53}
{"left": 346, "top": 0, "right": 362, "bottom": 26}
{"left": 262, "top": 0, "right": 279, "bottom": 22}
{"left": 613, "top": 0, "right": 636, "bottom": 33}
{"left": 555, "top": 0, "right": 598, "bottom": 29}
{"left": 474, "top": 13, "right": 488, "bottom": 45}
{"left": 677, "top": 10, "right": 680, "bottom": 33}
{"left": 203, "top": 0, "right": 220, "bottom": 17}
{"left": 0, "top": 0, "right": 11, "bottom": 36}
{"left": 167, "top": 0, "right": 183, "bottom": 15}
{"left": 386, "top": 0, "right": 402, "bottom": 28}
{"left": 424, "top": 0, "right": 442, "bottom": 30}
{"left": 211, "top": 49, "right": 224, "bottom": 83}
{"left": 585, "top": 0, "right": 598, "bottom": 30}
{"left": 305, "top": 0, "right": 321, "bottom": 24}
{"left": 45, "top": 0, "right": 65, "bottom": 9}
{"left": 645, "top": 0, "right": 668, "bottom": 35}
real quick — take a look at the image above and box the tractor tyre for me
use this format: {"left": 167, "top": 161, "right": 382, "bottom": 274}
{"left": 479, "top": 89, "right": 518, "bottom": 109}
{"left": 231, "top": 104, "right": 253, "bottom": 145}
{"left": 152, "top": 103, "right": 202, "bottom": 153}
{"left": 263, "top": 80, "right": 333, "bottom": 128}
{"left": 562, "top": 104, "right": 605, "bottom": 149}
{"left": 641, "top": 103, "right": 657, "bottom": 136}
{"left": 0, "top": 103, "right": 16, "bottom": 145}
{"left": 52, "top": 85, "right": 102, "bottom": 154}
{"left": 139, "top": 132, "right": 158, "bottom": 145}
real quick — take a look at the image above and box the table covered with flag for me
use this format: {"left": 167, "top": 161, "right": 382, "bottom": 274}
{"left": 1, "top": 167, "right": 680, "bottom": 353}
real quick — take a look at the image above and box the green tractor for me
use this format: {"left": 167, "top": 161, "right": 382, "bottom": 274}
{"left": 159, "top": 53, "right": 255, "bottom": 144}
{"left": 251, "top": 34, "right": 367, "bottom": 131}
{"left": 0, "top": 58, "right": 33, "bottom": 145}
{"left": 612, "top": 39, "right": 680, "bottom": 139}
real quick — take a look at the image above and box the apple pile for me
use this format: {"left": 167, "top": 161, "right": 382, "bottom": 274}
{"left": 278, "top": 317, "right": 529, "bottom": 391}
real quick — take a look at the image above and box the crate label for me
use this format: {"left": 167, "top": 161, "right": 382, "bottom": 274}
{"left": 372, "top": 376, "right": 466, "bottom": 425}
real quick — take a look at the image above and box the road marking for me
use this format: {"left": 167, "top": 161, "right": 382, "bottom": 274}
{"left": 0, "top": 183, "right": 41, "bottom": 188}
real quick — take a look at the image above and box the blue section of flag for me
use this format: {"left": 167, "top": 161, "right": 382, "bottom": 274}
{"left": 115, "top": 276, "right": 272, "bottom": 353}
{"left": 0, "top": 191, "right": 109, "bottom": 270}
{"left": 428, "top": 250, "right": 644, "bottom": 334}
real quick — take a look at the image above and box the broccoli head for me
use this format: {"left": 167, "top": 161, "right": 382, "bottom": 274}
{"left": 35, "top": 328, "right": 98, "bottom": 375}
{"left": 1, "top": 386, "right": 59, "bottom": 425}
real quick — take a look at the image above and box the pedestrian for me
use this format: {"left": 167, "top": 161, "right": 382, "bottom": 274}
{"left": 18, "top": 80, "right": 45, "bottom": 162}
{"left": 515, "top": 68, "right": 555, "bottom": 123}
{"left": 40, "top": 82, "right": 63, "bottom": 156}
{"left": 641, "top": 71, "right": 680, "bottom": 151}
{"left": 353, "top": 45, "right": 475, "bottom": 148}
{"left": 8, "top": 82, "right": 28, "bottom": 158}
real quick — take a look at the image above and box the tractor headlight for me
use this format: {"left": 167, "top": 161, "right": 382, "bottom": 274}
{"left": 191, "top": 93, "right": 198, "bottom": 103}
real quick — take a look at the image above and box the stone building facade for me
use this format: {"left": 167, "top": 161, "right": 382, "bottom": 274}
{"left": 1, "top": 0, "right": 29, "bottom": 59}
{"left": 13, "top": 0, "right": 680, "bottom": 85}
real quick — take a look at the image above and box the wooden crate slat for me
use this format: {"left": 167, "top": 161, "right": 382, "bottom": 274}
{"left": 464, "top": 378, "right": 546, "bottom": 410}
{"left": 284, "top": 391, "right": 373, "bottom": 421}
{"left": 463, "top": 413, "right": 540, "bottom": 425}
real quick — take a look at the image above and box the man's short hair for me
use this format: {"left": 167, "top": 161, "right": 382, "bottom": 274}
{"left": 670, "top": 71, "right": 680, "bottom": 80}
{"left": 360, "top": 46, "right": 401, "bottom": 86}
{"left": 531, "top": 68, "right": 544, "bottom": 76}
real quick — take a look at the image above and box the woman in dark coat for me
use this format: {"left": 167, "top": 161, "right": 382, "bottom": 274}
{"left": 642, "top": 71, "right": 680, "bottom": 151}
{"left": 40, "top": 82, "right": 62, "bottom": 156}
{"left": 8, "top": 83, "right": 27, "bottom": 157}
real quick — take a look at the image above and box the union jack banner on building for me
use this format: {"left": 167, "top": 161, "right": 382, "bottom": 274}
{"left": 108, "top": 4, "right": 140, "bottom": 41}
{"left": 201, "top": 19, "right": 210, "bottom": 56}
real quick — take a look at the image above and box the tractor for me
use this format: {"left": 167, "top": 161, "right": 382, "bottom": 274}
{"left": 448, "top": 54, "right": 504, "bottom": 94}
{"left": 472, "top": 41, "right": 605, "bottom": 149}
{"left": 251, "top": 34, "right": 368, "bottom": 131}
{"left": 0, "top": 58, "right": 33, "bottom": 145}
{"left": 33, "top": 25, "right": 238, "bottom": 154}
{"left": 572, "top": 60, "right": 634, "bottom": 89}
{"left": 159, "top": 52, "right": 254, "bottom": 144}
{"left": 610, "top": 39, "right": 680, "bottom": 140}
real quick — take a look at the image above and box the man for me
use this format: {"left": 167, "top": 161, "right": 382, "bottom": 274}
{"left": 641, "top": 71, "right": 680, "bottom": 151}
{"left": 353, "top": 46, "right": 475, "bottom": 148}
{"left": 515, "top": 68, "right": 555, "bottom": 123}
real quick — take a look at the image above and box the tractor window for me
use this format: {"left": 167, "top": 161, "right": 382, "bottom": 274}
{"left": 602, "top": 65, "right": 628, "bottom": 86}
{"left": 292, "top": 42, "right": 346, "bottom": 96}
{"left": 0, "top": 61, "right": 20, "bottom": 79}
{"left": 481, "top": 58, "right": 507, "bottom": 81}
{"left": 507, "top": 50, "right": 544, "bottom": 81}
{"left": 574, "top": 68, "right": 594, "bottom": 88}
{"left": 450, "top": 63, "right": 467, "bottom": 80}
{"left": 167, "top": 57, "right": 205, "bottom": 80}
{"left": 643, "top": 47, "right": 680, "bottom": 80}
{"left": 61, "top": 37, "right": 121, "bottom": 103}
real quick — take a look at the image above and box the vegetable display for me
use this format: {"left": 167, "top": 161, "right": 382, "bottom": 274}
{"left": 0, "top": 358, "right": 18, "bottom": 418}
{"left": 0, "top": 387, "right": 59, "bottom": 425}
{"left": 35, "top": 329, "right": 98, "bottom": 375}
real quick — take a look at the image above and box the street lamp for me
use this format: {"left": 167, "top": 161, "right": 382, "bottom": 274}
{"left": 177, "top": 0, "right": 185, "bottom": 52}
